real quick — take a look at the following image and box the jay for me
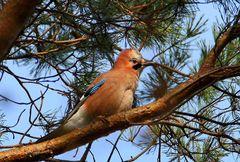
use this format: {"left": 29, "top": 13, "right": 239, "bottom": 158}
{"left": 37, "top": 49, "right": 154, "bottom": 142}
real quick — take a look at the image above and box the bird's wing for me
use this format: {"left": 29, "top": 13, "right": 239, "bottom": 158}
{"left": 65, "top": 79, "right": 106, "bottom": 121}
{"left": 36, "top": 80, "right": 106, "bottom": 143}
{"left": 82, "top": 69, "right": 138, "bottom": 117}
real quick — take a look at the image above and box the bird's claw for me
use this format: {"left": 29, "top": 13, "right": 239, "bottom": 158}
{"left": 96, "top": 115, "right": 110, "bottom": 124}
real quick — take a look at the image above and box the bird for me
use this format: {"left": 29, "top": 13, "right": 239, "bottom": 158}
{"left": 37, "top": 49, "right": 154, "bottom": 142}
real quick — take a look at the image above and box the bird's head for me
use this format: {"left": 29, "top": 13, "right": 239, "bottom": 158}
{"left": 113, "top": 49, "right": 155, "bottom": 70}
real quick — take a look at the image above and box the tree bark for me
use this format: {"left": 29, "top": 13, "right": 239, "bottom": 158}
{"left": 0, "top": 0, "right": 41, "bottom": 62}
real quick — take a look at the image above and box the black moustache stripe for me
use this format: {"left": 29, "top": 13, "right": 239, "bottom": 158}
{"left": 133, "top": 63, "right": 142, "bottom": 70}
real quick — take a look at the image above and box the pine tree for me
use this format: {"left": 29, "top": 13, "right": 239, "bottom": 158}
{"left": 0, "top": 0, "right": 240, "bottom": 161}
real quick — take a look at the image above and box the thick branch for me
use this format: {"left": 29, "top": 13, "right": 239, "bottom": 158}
{"left": 199, "top": 16, "right": 240, "bottom": 73}
{"left": 1, "top": 65, "right": 240, "bottom": 161}
{"left": 0, "top": 0, "right": 41, "bottom": 62}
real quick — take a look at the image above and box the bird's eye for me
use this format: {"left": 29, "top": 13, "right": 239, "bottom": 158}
{"left": 130, "top": 58, "right": 137, "bottom": 63}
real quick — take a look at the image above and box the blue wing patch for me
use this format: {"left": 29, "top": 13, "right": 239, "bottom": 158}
{"left": 65, "top": 79, "right": 106, "bottom": 121}
{"left": 84, "top": 79, "right": 106, "bottom": 97}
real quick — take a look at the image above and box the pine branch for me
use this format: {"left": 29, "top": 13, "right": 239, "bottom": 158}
{"left": 1, "top": 64, "right": 240, "bottom": 161}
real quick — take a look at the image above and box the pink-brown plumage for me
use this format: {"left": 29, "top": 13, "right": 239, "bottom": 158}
{"left": 37, "top": 49, "right": 154, "bottom": 142}
{"left": 84, "top": 68, "right": 139, "bottom": 117}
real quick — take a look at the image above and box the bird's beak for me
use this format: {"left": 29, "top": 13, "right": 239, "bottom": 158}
{"left": 141, "top": 58, "right": 156, "bottom": 67}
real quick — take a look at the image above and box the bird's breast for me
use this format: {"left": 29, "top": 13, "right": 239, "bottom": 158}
{"left": 83, "top": 69, "right": 140, "bottom": 118}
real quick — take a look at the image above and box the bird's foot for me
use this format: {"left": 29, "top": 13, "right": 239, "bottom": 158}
{"left": 95, "top": 115, "right": 110, "bottom": 124}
